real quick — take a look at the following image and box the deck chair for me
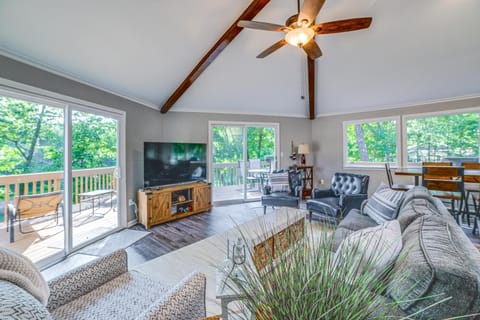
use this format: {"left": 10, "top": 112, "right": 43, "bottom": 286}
{"left": 7, "top": 191, "right": 63, "bottom": 243}
{"left": 422, "top": 166, "right": 464, "bottom": 224}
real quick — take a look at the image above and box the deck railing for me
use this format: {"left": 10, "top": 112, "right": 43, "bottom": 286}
{"left": 0, "top": 167, "right": 116, "bottom": 217}
{"left": 212, "top": 161, "right": 271, "bottom": 187}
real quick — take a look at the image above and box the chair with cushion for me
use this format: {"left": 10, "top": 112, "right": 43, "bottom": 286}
{"left": 306, "top": 172, "right": 369, "bottom": 224}
{"left": 7, "top": 191, "right": 63, "bottom": 243}
{"left": 261, "top": 170, "right": 303, "bottom": 215}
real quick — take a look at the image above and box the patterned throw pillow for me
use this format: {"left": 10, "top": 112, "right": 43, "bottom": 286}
{"left": 269, "top": 172, "right": 290, "bottom": 192}
{"left": 363, "top": 183, "right": 405, "bottom": 224}
{"left": 334, "top": 220, "right": 403, "bottom": 276}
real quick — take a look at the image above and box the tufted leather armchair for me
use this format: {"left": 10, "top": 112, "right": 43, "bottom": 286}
{"left": 306, "top": 172, "right": 369, "bottom": 223}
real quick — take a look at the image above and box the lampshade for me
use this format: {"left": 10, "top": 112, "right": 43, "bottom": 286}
{"left": 298, "top": 144, "right": 310, "bottom": 154}
{"left": 284, "top": 27, "right": 314, "bottom": 47}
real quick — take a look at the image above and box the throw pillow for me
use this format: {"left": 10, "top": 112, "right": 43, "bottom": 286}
{"left": 363, "top": 183, "right": 405, "bottom": 224}
{"left": 334, "top": 220, "right": 403, "bottom": 277}
{"left": 268, "top": 172, "right": 290, "bottom": 192}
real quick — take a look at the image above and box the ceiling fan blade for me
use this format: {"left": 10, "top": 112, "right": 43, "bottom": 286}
{"left": 257, "top": 39, "right": 287, "bottom": 58}
{"left": 303, "top": 39, "right": 322, "bottom": 60}
{"left": 238, "top": 20, "right": 288, "bottom": 32}
{"left": 298, "top": 0, "right": 326, "bottom": 26}
{"left": 312, "top": 17, "right": 372, "bottom": 34}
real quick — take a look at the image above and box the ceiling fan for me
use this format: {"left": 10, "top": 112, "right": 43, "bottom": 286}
{"left": 237, "top": 0, "right": 372, "bottom": 60}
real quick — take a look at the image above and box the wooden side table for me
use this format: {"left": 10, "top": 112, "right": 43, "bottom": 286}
{"left": 290, "top": 165, "right": 313, "bottom": 199}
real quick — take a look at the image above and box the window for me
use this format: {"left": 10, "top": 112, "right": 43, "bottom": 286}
{"left": 404, "top": 110, "right": 479, "bottom": 165}
{"left": 343, "top": 117, "right": 400, "bottom": 167}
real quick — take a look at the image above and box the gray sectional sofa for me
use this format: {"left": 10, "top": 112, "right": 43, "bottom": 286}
{"left": 333, "top": 186, "right": 480, "bottom": 318}
{"left": 0, "top": 249, "right": 206, "bottom": 320}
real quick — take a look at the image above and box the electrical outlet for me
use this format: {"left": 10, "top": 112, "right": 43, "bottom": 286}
{"left": 320, "top": 179, "right": 325, "bottom": 185}
{"left": 128, "top": 199, "right": 135, "bottom": 206}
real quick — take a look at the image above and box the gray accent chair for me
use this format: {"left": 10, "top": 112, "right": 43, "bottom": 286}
{"left": 261, "top": 170, "right": 303, "bottom": 215}
{"left": 306, "top": 172, "right": 369, "bottom": 223}
{"left": 0, "top": 249, "right": 207, "bottom": 320}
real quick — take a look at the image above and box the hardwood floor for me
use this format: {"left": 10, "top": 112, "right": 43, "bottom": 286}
{"left": 126, "top": 201, "right": 480, "bottom": 266}
{"left": 126, "top": 202, "right": 266, "bottom": 266}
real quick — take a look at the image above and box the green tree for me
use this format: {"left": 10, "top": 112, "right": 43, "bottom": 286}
{"left": 0, "top": 97, "right": 63, "bottom": 174}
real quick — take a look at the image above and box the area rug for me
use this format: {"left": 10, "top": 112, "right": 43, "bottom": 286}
{"left": 78, "top": 229, "right": 150, "bottom": 256}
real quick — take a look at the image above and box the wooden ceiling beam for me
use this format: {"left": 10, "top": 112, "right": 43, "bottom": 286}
{"left": 160, "top": 0, "right": 271, "bottom": 113}
{"left": 307, "top": 57, "right": 315, "bottom": 120}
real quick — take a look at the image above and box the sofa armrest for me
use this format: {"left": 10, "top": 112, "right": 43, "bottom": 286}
{"left": 136, "top": 271, "right": 206, "bottom": 320}
{"left": 341, "top": 194, "right": 368, "bottom": 218}
{"left": 47, "top": 249, "right": 128, "bottom": 311}
{"left": 312, "top": 188, "right": 335, "bottom": 199}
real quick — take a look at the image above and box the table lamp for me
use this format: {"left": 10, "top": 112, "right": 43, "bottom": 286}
{"left": 298, "top": 144, "right": 310, "bottom": 166}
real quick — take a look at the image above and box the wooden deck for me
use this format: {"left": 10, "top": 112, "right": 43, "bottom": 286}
{"left": 0, "top": 199, "right": 118, "bottom": 264}
{"left": 213, "top": 184, "right": 263, "bottom": 202}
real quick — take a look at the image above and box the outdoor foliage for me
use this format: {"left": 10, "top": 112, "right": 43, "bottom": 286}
{"left": 212, "top": 126, "right": 275, "bottom": 164}
{"left": 406, "top": 112, "right": 479, "bottom": 163}
{"left": 346, "top": 119, "right": 397, "bottom": 163}
{"left": 0, "top": 97, "right": 117, "bottom": 176}
{"left": 346, "top": 112, "right": 480, "bottom": 164}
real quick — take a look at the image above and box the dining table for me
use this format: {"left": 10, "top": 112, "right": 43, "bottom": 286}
{"left": 394, "top": 167, "right": 480, "bottom": 186}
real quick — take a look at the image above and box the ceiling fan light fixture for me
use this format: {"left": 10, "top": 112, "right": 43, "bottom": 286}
{"left": 285, "top": 27, "right": 314, "bottom": 47}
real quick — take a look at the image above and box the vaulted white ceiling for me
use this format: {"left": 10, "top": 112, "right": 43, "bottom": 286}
{"left": 0, "top": 0, "right": 479, "bottom": 117}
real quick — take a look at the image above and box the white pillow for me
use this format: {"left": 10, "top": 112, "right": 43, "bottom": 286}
{"left": 334, "top": 220, "right": 403, "bottom": 276}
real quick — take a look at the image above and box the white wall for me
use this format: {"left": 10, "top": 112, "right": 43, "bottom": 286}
{"left": 312, "top": 96, "right": 480, "bottom": 194}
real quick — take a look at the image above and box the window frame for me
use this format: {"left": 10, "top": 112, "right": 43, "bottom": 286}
{"left": 343, "top": 116, "right": 401, "bottom": 168}
{"left": 402, "top": 107, "right": 480, "bottom": 167}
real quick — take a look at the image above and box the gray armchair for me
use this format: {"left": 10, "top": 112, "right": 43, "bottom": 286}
{"left": 261, "top": 170, "right": 303, "bottom": 214}
{"left": 306, "top": 172, "right": 369, "bottom": 223}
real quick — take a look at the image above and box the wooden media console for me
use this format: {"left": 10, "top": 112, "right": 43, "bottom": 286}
{"left": 137, "top": 181, "right": 212, "bottom": 229}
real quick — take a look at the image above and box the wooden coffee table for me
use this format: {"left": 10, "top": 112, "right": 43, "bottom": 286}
{"left": 215, "top": 211, "right": 305, "bottom": 319}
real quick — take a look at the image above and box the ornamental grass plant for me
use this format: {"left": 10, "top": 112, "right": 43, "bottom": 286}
{"left": 225, "top": 219, "right": 475, "bottom": 320}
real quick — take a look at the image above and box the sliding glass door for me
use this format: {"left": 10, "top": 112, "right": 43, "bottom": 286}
{"left": 0, "top": 89, "right": 124, "bottom": 267}
{"left": 209, "top": 122, "right": 279, "bottom": 203}
{"left": 71, "top": 109, "right": 120, "bottom": 248}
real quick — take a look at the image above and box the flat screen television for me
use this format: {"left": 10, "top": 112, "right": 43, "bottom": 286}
{"left": 144, "top": 142, "right": 207, "bottom": 187}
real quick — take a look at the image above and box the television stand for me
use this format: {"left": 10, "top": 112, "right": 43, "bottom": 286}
{"left": 137, "top": 181, "right": 212, "bottom": 229}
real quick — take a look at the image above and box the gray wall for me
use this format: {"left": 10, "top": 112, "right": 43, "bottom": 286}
{"left": 312, "top": 97, "right": 480, "bottom": 194}
{"left": 0, "top": 55, "right": 312, "bottom": 222}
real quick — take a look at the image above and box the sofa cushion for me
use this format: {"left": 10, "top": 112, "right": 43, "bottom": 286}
{"left": 50, "top": 271, "right": 170, "bottom": 320}
{"left": 396, "top": 197, "right": 444, "bottom": 232}
{"left": 0, "top": 281, "right": 52, "bottom": 320}
{"left": 398, "top": 186, "right": 435, "bottom": 211}
{"left": 333, "top": 209, "right": 378, "bottom": 251}
{"left": 387, "top": 214, "right": 480, "bottom": 318}
{"left": 363, "top": 183, "right": 405, "bottom": 224}
{"left": 335, "top": 220, "right": 402, "bottom": 276}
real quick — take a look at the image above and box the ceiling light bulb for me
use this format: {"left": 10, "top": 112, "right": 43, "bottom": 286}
{"left": 285, "top": 27, "right": 314, "bottom": 47}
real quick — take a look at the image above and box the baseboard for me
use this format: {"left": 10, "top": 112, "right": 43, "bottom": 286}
{"left": 127, "top": 219, "right": 138, "bottom": 228}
